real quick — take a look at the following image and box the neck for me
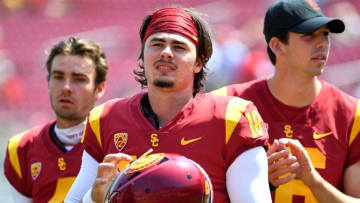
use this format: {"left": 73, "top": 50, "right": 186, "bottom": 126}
{"left": 267, "top": 71, "right": 322, "bottom": 107}
{"left": 56, "top": 118, "right": 85, "bottom": 129}
{"left": 148, "top": 88, "right": 194, "bottom": 127}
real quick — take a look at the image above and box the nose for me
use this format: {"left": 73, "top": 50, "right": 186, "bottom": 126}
{"left": 160, "top": 45, "right": 173, "bottom": 61}
{"left": 62, "top": 78, "right": 73, "bottom": 94}
{"left": 316, "top": 34, "right": 329, "bottom": 50}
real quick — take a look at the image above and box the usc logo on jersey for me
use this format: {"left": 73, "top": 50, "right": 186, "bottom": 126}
{"left": 114, "top": 133, "right": 128, "bottom": 152}
{"left": 31, "top": 162, "right": 42, "bottom": 180}
{"left": 284, "top": 125, "right": 294, "bottom": 138}
{"left": 58, "top": 157, "right": 66, "bottom": 171}
{"left": 150, "top": 134, "right": 159, "bottom": 147}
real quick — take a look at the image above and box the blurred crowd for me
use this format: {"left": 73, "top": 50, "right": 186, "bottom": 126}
{"left": 0, "top": 0, "right": 360, "bottom": 130}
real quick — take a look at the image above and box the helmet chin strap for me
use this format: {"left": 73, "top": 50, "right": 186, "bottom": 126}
{"left": 54, "top": 120, "right": 86, "bottom": 146}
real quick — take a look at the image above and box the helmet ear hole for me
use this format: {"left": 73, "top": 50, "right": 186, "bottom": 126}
{"left": 128, "top": 172, "right": 141, "bottom": 181}
{"left": 107, "top": 153, "right": 214, "bottom": 203}
{"left": 158, "top": 157, "right": 169, "bottom": 164}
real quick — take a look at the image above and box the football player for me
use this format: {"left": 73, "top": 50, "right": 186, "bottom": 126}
{"left": 4, "top": 37, "right": 107, "bottom": 202}
{"left": 212, "top": 0, "right": 360, "bottom": 202}
{"left": 65, "top": 6, "right": 271, "bottom": 203}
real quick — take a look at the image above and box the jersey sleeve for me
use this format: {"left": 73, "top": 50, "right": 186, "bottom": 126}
{"left": 81, "top": 103, "right": 106, "bottom": 163}
{"left": 4, "top": 131, "right": 32, "bottom": 197}
{"left": 346, "top": 100, "right": 360, "bottom": 167}
{"left": 223, "top": 97, "right": 269, "bottom": 167}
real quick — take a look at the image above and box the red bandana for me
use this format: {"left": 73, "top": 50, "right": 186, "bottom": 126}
{"left": 143, "top": 8, "right": 199, "bottom": 47}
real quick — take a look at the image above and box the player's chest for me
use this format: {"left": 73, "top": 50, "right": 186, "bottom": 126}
{"left": 26, "top": 149, "right": 82, "bottom": 184}
{"left": 268, "top": 121, "right": 347, "bottom": 181}
{"left": 102, "top": 123, "right": 224, "bottom": 156}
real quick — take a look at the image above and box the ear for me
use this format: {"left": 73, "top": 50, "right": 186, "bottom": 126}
{"left": 95, "top": 82, "right": 106, "bottom": 100}
{"left": 269, "top": 37, "right": 283, "bottom": 56}
{"left": 193, "top": 59, "right": 203, "bottom": 74}
{"left": 138, "top": 59, "right": 144, "bottom": 68}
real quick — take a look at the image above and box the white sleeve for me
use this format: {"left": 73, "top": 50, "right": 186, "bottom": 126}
{"left": 226, "top": 146, "right": 272, "bottom": 203}
{"left": 10, "top": 186, "right": 32, "bottom": 203}
{"left": 64, "top": 150, "right": 99, "bottom": 203}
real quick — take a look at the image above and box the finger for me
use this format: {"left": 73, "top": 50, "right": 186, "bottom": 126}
{"left": 268, "top": 155, "right": 297, "bottom": 172}
{"left": 269, "top": 161, "right": 299, "bottom": 180}
{"left": 96, "top": 162, "right": 119, "bottom": 179}
{"left": 267, "top": 139, "right": 279, "bottom": 156}
{"left": 271, "top": 173, "right": 296, "bottom": 186}
{"left": 267, "top": 149, "right": 290, "bottom": 165}
{"left": 103, "top": 153, "right": 133, "bottom": 165}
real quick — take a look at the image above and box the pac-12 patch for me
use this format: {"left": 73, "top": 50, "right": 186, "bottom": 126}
{"left": 114, "top": 133, "right": 128, "bottom": 152}
{"left": 31, "top": 162, "right": 42, "bottom": 180}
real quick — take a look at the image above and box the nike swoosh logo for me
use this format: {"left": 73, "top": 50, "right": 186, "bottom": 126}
{"left": 313, "top": 132, "right": 332, "bottom": 139}
{"left": 181, "top": 137, "right": 202, "bottom": 145}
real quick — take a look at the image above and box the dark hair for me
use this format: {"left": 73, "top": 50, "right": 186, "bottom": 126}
{"left": 266, "top": 31, "right": 289, "bottom": 65}
{"left": 46, "top": 37, "right": 108, "bottom": 85}
{"left": 134, "top": 7, "right": 213, "bottom": 95}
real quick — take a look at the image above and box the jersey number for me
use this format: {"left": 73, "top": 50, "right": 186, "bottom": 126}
{"left": 245, "top": 110, "right": 264, "bottom": 138}
{"left": 275, "top": 147, "right": 325, "bottom": 203}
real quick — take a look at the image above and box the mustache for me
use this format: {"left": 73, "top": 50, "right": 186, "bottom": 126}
{"left": 56, "top": 93, "right": 75, "bottom": 101}
{"left": 153, "top": 59, "right": 178, "bottom": 69}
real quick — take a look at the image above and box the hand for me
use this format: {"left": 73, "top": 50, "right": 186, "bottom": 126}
{"left": 91, "top": 153, "right": 133, "bottom": 203}
{"left": 267, "top": 139, "right": 299, "bottom": 186}
{"left": 279, "top": 138, "right": 319, "bottom": 187}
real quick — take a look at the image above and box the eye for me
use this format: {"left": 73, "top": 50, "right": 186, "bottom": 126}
{"left": 174, "top": 45, "right": 185, "bottom": 50}
{"left": 51, "top": 74, "right": 63, "bottom": 80}
{"left": 74, "top": 77, "right": 88, "bottom": 82}
{"left": 151, "top": 42, "right": 163, "bottom": 47}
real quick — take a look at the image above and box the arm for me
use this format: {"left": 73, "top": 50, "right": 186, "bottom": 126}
{"left": 226, "top": 146, "right": 272, "bottom": 203}
{"left": 10, "top": 186, "right": 32, "bottom": 203}
{"left": 64, "top": 150, "right": 99, "bottom": 203}
{"left": 344, "top": 161, "right": 360, "bottom": 197}
{"left": 280, "top": 138, "right": 360, "bottom": 203}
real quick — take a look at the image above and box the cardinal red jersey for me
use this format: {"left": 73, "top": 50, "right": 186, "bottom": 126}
{"left": 212, "top": 78, "right": 360, "bottom": 203}
{"left": 4, "top": 121, "right": 84, "bottom": 203}
{"left": 82, "top": 92, "right": 268, "bottom": 203}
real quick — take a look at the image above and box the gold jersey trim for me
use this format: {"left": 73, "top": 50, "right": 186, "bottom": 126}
{"left": 211, "top": 86, "right": 228, "bottom": 97}
{"left": 225, "top": 97, "right": 251, "bottom": 144}
{"left": 8, "top": 131, "right": 27, "bottom": 179}
{"left": 349, "top": 100, "right": 360, "bottom": 146}
{"left": 88, "top": 103, "right": 106, "bottom": 148}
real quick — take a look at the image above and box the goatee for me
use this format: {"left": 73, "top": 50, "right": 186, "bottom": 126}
{"left": 153, "top": 80, "right": 174, "bottom": 88}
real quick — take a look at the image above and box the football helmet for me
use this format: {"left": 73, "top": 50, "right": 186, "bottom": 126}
{"left": 105, "top": 153, "right": 213, "bottom": 203}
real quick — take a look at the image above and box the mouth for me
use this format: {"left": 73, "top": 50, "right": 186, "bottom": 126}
{"left": 58, "top": 97, "right": 74, "bottom": 105}
{"left": 311, "top": 54, "right": 327, "bottom": 63}
{"left": 154, "top": 61, "right": 177, "bottom": 73}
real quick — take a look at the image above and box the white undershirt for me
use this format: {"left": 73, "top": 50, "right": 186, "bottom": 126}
{"left": 54, "top": 121, "right": 85, "bottom": 147}
{"left": 65, "top": 146, "right": 271, "bottom": 203}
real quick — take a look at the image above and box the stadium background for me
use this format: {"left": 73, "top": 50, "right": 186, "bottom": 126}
{"left": 0, "top": 0, "right": 359, "bottom": 201}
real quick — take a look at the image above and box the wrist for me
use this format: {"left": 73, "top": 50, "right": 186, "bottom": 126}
{"left": 304, "top": 168, "right": 322, "bottom": 189}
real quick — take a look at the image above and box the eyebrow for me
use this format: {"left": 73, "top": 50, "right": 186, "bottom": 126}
{"left": 150, "top": 37, "right": 187, "bottom": 46}
{"left": 51, "top": 70, "right": 87, "bottom": 77}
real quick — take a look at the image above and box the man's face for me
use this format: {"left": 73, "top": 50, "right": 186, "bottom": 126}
{"left": 48, "top": 55, "right": 103, "bottom": 125}
{"left": 142, "top": 32, "right": 201, "bottom": 93}
{"left": 283, "top": 26, "right": 330, "bottom": 76}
